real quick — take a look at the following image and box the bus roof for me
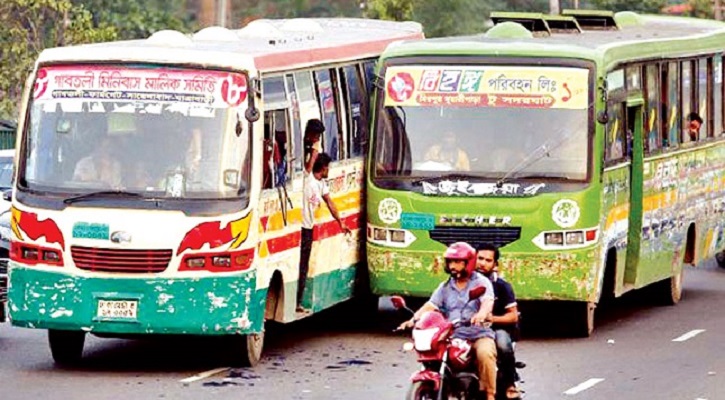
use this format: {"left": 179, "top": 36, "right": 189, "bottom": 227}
{"left": 37, "top": 18, "right": 423, "bottom": 73}
{"left": 380, "top": 12, "right": 725, "bottom": 71}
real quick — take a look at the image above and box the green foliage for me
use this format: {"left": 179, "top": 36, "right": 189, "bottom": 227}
{"left": 0, "top": 0, "right": 116, "bottom": 121}
{"left": 687, "top": 0, "right": 715, "bottom": 19}
{"left": 72, "top": 0, "right": 196, "bottom": 40}
{"left": 588, "top": 0, "right": 668, "bottom": 13}
{"left": 234, "top": 0, "right": 363, "bottom": 24}
{"left": 367, "top": 0, "right": 415, "bottom": 21}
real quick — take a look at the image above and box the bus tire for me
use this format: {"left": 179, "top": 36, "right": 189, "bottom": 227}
{"left": 573, "top": 302, "right": 595, "bottom": 337}
{"left": 232, "top": 331, "right": 264, "bottom": 368}
{"left": 48, "top": 329, "right": 85, "bottom": 366}
{"left": 655, "top": 268, "right": 683, "bottom": 306}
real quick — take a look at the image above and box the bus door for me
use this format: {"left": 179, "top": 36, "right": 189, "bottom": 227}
{"left": 624, "top": 102, "right": 644, "bottom": 285}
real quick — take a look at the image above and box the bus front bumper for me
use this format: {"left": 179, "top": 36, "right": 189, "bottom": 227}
{"left": 8, "top": 264, "right": 264, "bottom": 335}
{"left": 367, "top": 244, "right": 600, "bottom": 302}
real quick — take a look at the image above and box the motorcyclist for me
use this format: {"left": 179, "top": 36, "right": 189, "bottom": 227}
{"left": 476, "top": 243, "right": 521, "bottom": 400}
{"left": 398, "top": 242, "right": 498, "bottom": 400}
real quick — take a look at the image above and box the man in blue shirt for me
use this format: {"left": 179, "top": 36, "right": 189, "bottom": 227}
{"left": 476, "top": 243, "right": 521, "bottom": 399}
{"left": 399, "top": 242, "right": 498, "bottom": 400}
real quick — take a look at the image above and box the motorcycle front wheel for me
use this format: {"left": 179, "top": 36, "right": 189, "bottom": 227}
{"left": 406, "top": 381, "right": 438, "bottom": 400}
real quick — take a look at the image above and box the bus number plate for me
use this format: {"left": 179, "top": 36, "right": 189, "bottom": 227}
{"left": 97, "top": 300, "right": 138, "bottom": 319}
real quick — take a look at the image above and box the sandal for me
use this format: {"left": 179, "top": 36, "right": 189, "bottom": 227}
{"left": 506, "top": 386, "right": 522, "bottom": 399}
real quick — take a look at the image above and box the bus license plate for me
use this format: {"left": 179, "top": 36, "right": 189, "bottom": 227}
{"left": 97, "top": 300, "right": 138, "bottom": 319}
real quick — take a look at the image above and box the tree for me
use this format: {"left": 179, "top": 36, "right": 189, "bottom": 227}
{"left": 73, "top": 0, "right": 195, "bottom": 40}
{"left": 588, "top": 0, "right": 668, "bottom": 13}
{"left": 0, "top": 0, "right": 116, "bottom": 121}
{"left": 367, "top": 0, "right": 506, "bottom": 37}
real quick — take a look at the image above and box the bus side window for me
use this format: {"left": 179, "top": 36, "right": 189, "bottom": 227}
{"left": 293, "top": 71, "right": 320, "bottom": 168}
{"left": 664, "top": 61, "right": 680, "bottom": 148}
{"left": 285, "top": 74, "right": 302, "bottom": 173}
{"left": 261, "top": 76, "right": 290, "bottom": 189}
{"left": 714, "top": 55, "right": 723, "bottom": 136}
{"left": 363, "top": 60, "right": 376, "bottom": 95}
{"left": 644, "top": 63, "right": 660, "bottom": 154}
{"left": 342, "top": 65, "right": 366, "bottom": 158}
{"left": 698, "top": 57, "right": 709, "bottom": 139}
{"left": 605, "top": 102, "right": 625, "bottom": 163}
{"left": 681, "top": 60, "right": 694, "bottom": 143}
{"left": 314, "top": 69, "right": 342, "bottom": 161}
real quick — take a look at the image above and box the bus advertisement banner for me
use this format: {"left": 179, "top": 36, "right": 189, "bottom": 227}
{"left": 33, "top": 66, "right": 249, "bottom": 108}
{"left": 384, "top": 65, "right": 588, "bottom": 110}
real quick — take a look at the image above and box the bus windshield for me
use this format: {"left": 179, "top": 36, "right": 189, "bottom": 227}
{"left": 373, "top": 64, "right": 591, "bottom": 181}
{"left": 21, "top": 65, "right": 251, "bottom": 200}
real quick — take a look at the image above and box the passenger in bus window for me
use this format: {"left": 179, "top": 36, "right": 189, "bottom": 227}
{"left": 687, "top": 112, "right": 703, "bottom": 142}
{"left": 423, "top": 130, "right": 470, "bottom": 171}
{"left": 297, "top": 152, "right": 350, "bottom": 313}
{"left": 303, "top": 119, "right": 325, "bottom": 174}
{"left": 73, "top": 135, "right": 122, "bottom": 188}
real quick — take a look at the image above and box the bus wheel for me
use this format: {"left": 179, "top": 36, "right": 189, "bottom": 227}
{"left": 656, "top": 268, "right": 683, "bottom": 306}
{"left": 48, "top": 330, "right": 85, "bottom": 366}
{"left": 233, "top": 331, "right": 264, "bottom": 367}
{"left": 573, "top": 302, "right": 595, "bottom": 337}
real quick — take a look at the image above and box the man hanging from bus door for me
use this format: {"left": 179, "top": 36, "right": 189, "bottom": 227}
{"left": 476, "top": 243, "right": 522, "bottom": 400}
{"left": 297, "top": 152, "right": 351, "bottom": 313}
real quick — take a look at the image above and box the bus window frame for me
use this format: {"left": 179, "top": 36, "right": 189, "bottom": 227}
{"left": 340, "top": 63, "right": 368, "bottom": 159}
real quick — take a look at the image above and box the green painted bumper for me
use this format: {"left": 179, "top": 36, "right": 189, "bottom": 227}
{"left": 367, "top": 244, "right": 600, "bottom": 302}
{"left": 8, "top": 264, "right": 265, "bottom": 335}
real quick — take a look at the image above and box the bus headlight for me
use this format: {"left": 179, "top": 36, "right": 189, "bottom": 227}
{"left": 534, "top": 228, "right": 598, "bottom": 250}
{"left": 367, "top": 224, "right": 416, "bottom": 248}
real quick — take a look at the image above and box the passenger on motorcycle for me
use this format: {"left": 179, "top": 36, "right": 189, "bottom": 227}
{"left": 398, "top": 242, "right": 498, "bottom": 400}
{"left": 476, "top": 243, "right": 522, "bottom": 400}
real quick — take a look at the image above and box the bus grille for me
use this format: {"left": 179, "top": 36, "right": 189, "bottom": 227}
{"left": 71, "top": 246, "right": 172, "bottom": 274}
{"left": 429, "top": 226, "right": 522, "bottom": 249}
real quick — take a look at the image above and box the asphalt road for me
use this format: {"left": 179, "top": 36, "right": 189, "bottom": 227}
{"left": 1, "top": 261, "right": 725, "bottom": 400}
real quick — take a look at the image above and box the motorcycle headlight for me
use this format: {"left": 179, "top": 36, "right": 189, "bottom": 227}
{"left": 412, "top": 327, "right": 439, "bottom": 352}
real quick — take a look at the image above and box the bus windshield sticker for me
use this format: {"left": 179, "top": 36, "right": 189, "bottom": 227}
{"left": 421, "top": 180, "right": 546, "bottom": 196}
{"left": 384, "top": 66, "right": 588, "bottom": 109}
{"left": 34, "top": 66, "right": 248, "bottom": 108}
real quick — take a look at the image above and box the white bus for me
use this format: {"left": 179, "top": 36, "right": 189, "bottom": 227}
{"left": 8, "top": 18, "right": 423, "bottom": 366}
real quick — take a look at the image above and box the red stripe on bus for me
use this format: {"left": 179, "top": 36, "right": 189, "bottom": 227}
{"left": 263, "top": 213, "right": 360, "bottom": 255}
{"left": 254, "top": 35, "right": 423, "bottom": 71}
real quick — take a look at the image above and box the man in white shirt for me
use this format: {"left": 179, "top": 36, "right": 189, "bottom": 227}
{"left": 297, "top": 152, "right": 350, "bottom": 313}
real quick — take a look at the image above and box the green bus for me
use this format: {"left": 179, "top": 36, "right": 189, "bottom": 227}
{"left": 366, "top": 10, "right": 725, "bottom": 335}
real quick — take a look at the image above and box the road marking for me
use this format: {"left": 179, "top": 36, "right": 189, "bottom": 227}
{"left": 179, "top": 367, "right": 230, "bottom": 384}
{"left": 672, "top": 329, "right": 706, "bottom": 342}
{"left": 563, "top": 378, "right": 605, "bottom": 395}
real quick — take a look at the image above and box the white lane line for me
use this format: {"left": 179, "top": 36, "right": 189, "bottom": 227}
{"left": 179, "top": 367, "right": 230, "bottom": 384}
{"left": 672, "top": 329, "right": 706, "bottom": 342}
{"left": 563, "top": 378, "right": 605, "bottom": 395}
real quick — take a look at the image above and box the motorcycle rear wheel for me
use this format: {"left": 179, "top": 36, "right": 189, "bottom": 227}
{"left": 406, "top": 381, "right": 438, "bottom": 400}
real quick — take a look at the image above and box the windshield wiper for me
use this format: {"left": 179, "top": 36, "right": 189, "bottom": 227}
{"left": 496, "top": 120, "right": 586, "bottom": 187}
{"left": 63, "top": 190, "right": 144, "bottom": 204}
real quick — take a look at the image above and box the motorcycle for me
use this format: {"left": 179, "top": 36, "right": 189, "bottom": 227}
{"left": 392, "top": 287, "right": 524, "bottom": 400}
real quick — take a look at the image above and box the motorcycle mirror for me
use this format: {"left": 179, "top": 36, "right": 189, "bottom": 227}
{"left": 390, "top": 296, "right": 406, "bottom": 309}
{"left": 468, "top": 286, "right": 486, "bottom": 301}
